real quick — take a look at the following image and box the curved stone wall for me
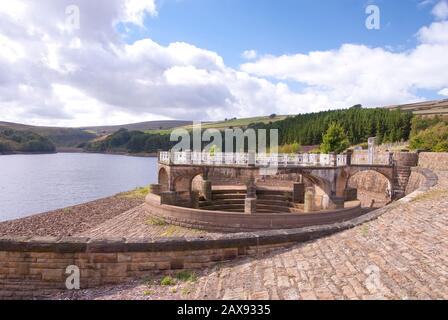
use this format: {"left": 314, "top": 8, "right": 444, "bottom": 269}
{"left": 146, "top": 193, "right": 363, "bottom": 233}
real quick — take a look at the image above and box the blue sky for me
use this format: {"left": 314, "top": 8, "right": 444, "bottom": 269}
{"left": 128, "top": 0, "right": 435, "bottom": 67}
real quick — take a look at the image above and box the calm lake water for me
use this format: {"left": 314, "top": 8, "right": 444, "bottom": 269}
{"left": 0, "top": 153, "right": 158, "bottom": 222}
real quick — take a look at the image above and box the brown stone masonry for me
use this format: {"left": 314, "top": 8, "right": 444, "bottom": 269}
{"left": 0, "top": 167, "right": 438, "bottom": 300}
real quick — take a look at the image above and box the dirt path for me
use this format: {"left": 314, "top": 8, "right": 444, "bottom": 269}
{"left": 0, "top": 192, "right": 145, "bottom": 238}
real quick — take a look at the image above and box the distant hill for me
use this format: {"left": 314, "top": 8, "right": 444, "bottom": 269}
{"left": 81, "top": 120, "right": 193, "bottom": 135}
{"left": 0, "top": 115, "right": 285, "bottom": 153}
{"left": 0, "top": 122, "right": 96, "bottom": 148}
{"left": 181, "top": 115, "right": 287, "bottom": 130}
{"left": 0, "top": 128, "right": 56, "bottom": 154}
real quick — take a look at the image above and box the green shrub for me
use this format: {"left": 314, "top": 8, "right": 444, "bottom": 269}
{"left": 175, "top": 271, "right": 198, "bottom": 283}
{"left": 160, "top": 276, "right": 177, "bottom": 286}
{"left": 320, "top": 123, "right": 350, "bottom": 154}
{"left": 409, "top": 122, "right": 448, "bottom": 152}
{"left": 278, "top": 142, "right": 301, "bottom": 154}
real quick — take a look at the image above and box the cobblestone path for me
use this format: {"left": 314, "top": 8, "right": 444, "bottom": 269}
{"left": 55, "top": 171, "right": 448, "bottom": 300}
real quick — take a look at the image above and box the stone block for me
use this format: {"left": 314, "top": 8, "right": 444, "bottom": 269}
{"left": 293, "top": 183, "right": 305, "bottom": 203}
{"left": 304, "top": 188, "right": 315, "bottom": 213}
{"left": 41, "top": 269, "right": 64, "bottom": 282}
{"left": 202, "top": 181, "right": 213, "bottom": 201}
{"left": 245, "top": 198, "right": 257, "bottom": 214}
{"left": 150, "top": 184, "right": 162, "bottom": 195}
{"left": 160, "top": 191, "right": 178, "bottom": 205}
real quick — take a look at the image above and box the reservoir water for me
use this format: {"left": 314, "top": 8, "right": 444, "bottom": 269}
{"left": 0, "top": 153, "right": 158, "bottom": 222}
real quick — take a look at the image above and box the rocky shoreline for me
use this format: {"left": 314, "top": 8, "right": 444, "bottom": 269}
{"left": 0, "top": 190, "right": 146, "bottom": 238}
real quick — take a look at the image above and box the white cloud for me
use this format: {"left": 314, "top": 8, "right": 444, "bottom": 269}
{"left": 439, "top": 88, "right": 448, "bottom": 96}
{"left": 122, "top": 0, "right": 157, "bottom": 26}
{"left": 1, "top": 0, "right": 448, "bottom": 127}
{"left": 418, "top": 21, "right": 448, "bottom": 43}
{"left": 242, "top": 50, "right": 258, "bottom": 60}
{"left": 432, "top": 1, "right": 448, "bottom": 20}
{"left": 241, "top": 20, "right": 448, "bottom": 109}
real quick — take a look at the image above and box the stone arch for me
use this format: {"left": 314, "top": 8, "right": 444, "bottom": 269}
{"left": 347, "top": 169, "right": 392, "bottom": 207}
{"left": 301, "top": 173, "right": 331, "bottom": 194}
{"left": 173, "top": 175, "right": 193, "bottom": 202}
{"left": 301, "top": 172, "right": 334, "bottom": 209}
{"left": 158, "top": 167, "right": 169, "bottom": 192}
{"left": 335, "top": 169, "right": 349, "bottom": 198}
{"left": 191, "top": 172, "right": 205, "bottom": 195}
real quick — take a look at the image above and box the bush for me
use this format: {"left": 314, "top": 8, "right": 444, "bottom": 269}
{"left": 320, "top": 123, "right": 350, "bottom": 154}
{"left": 278, "top": 142, "right": 301, "bottom": 154}
{"left": 0, "top": 129, "right": 56, "bottom": 153}
{"left": 160, "top": 276, "right": 177, "bottom": 286}
{"left": 0, "top": 141, "right": 11, "bottom": 152}
{"left": 409, "top": 122, "right": 448, "bottom": 152}
{"left": 175, "top": 271, "right": 198, "bottom": 283}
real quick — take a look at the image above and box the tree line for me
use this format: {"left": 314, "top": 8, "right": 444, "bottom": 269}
{"left": 0, "top": 128, "right": 56, "bottom": 153}
{"left": 249, "top": 105, "right": 413, "bottom": 147}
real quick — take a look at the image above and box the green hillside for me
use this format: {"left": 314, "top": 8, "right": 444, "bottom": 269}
{"left": 249, "top": 106, "right": 413, "bottom": 146}
{"left": 82, "top": 120, "right": 192, "bottom": 135}
{"left": 0, "top": 128, "right": 56, "bottom": 154}
{"left": 0, "top": 122, "right": 96, "bottom": 148}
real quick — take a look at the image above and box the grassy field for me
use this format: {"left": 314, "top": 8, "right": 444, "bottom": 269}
{"left": 145, "top": 115, "right": 288, "bottom": 133}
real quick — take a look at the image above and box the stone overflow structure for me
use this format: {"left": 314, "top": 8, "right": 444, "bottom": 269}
{"left": 140, "top": 150, "right": 421, "bottom": 234}
{"left": 0, "top": 151, "right": 442, "bottom": 299}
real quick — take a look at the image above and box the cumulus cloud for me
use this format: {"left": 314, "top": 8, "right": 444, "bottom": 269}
{"left": 432, "top": 0, "right": 448, "bottom": 19}
{"left": 439, "top": 88, "right": 448, "bottom": 96}
{"left": 0, "top": 0, "right": 448, "bottom": 127}
{"left": 242, "top": 50, "right": 258, "bottom": 60}
{"left": 0, "top": 0, "right": 315, "bottom": 126}
{"left": 241, "top": 16, "right": 448, "bottom": 109}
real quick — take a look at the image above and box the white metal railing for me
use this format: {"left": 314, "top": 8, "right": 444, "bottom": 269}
{"left": 159, "top": 151, "right": 348, "bottom": 167}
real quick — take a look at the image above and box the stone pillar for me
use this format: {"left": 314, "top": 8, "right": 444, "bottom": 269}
{"left": 304, "top": 187, "right": 315, "bottom": 213}
{"left": 150, "top": 184, "right": 162, "bottom": 195}
{"left": 346, "top": 149, "right": 353, "bottom": 166}
{"left": 330, "top": 153, "right": 337, "bottom": 167}
{"left": 190, "top": 190, "right": 199, "bottom": 209}
{"left": 246, "top": 176, "right": 257, "bottom": 198}
{"left": 202, "top": 180, "right": 213, "bottom": 201}
{"left": 185, "top": 150, "right": 192, "bottom": 164}
{"left": 245, "top": 198, "right": 257, "bottom": 214}
{"left": 248, "top": 152, "right": 256, "bottom": 167}
{"left": 315, "top": 195, "right": 324, "bottom": 210}
{"left": 322, "top": 195, "right": 330, "bottom": 210}
{"left": 388, "top": 152, "right": 394, "bottom": 166}
{"left": 293, "top": 183, "right": 305, "bottom": 203}
{"left": 160, "top": 191, "right": 177, "bottom": 205}
{"left": 169, "top": 150, "right": 175, "bottom": 164}
{"left": 368, "top": 137, "right": 376, "bottom": 165}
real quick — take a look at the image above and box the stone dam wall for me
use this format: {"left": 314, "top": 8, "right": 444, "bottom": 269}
{"left": 418, "top": 152, "right": 448, "bottom": 171}
{"left": 0, "top": 153, "right": 444, "bottom": 299}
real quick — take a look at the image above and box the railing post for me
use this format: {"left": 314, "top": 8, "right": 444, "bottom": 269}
{"left": 346, "top": 150, "right": 353, "bottom": 166}
{"left": 185, "top": 150, "right": 192, "bottom": 164}
{"left": 330, "top": 153, "right": 337, "bottom": 167}
{"left": 248, "top": 152, "right": 256, "bottom": 167}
